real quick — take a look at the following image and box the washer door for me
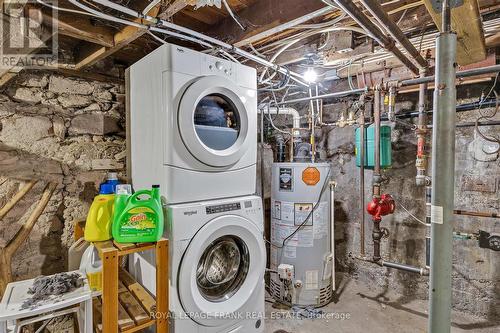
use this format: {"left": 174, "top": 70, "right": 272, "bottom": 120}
{"left": 178, "top": 215, "right": 265, "bottom": 327}
{"left": 178, "top": 76, "right": 250, "bottom": 167}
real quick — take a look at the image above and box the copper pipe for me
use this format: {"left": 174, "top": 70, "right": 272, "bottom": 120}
{"left": 372, "top": 87, "right": 382, "bottom": 261}
{"left": 454, "top": 210, "right": 499, "bottom": 218}
{"left": 416, "top": 70, "right": 429, "bottom": 186}
{"left": 359, "top": 109, "right": 366, "bottom": 257}
{"left": 373, "top": 220, "right": 382, "bottom": 261}
{"left": 373, "top": 87, "right": 381, "bottom": 195}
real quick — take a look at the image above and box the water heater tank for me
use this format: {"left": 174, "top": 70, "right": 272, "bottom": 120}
{"left": 269, "top": 162, "right": 333, "bottom": 306}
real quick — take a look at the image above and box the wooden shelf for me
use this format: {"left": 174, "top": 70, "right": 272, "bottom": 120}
{"left": 74, "top": 220, "right": 168, "bottom": 333}
{"left": 93, "top": 268, "right": 158, "bottom": 333}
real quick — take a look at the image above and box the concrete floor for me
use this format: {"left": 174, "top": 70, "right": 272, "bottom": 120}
{"left": 265, "top": 276, "right": 500, "bottom": 333}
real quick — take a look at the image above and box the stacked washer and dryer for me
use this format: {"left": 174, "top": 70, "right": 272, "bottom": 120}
{"left": 127, "top": 43, "right": 266, "bottom": 333}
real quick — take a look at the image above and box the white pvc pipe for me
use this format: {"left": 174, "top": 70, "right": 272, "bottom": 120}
{"left": 329, "top": 181, "right": 336, "bottom": 291}
{"left": 258, "top": 107, "right": 301, "bottom": 129}
{"left": 142, "top": 0, "right": 161, "bottom": 15}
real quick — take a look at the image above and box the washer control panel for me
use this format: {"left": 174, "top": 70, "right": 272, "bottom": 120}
{"left": 206, "top": 202, "right": 241, "bottom": 214}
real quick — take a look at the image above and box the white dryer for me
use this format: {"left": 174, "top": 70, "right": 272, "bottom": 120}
{"left": 129, "top": 195, "right": 265, "bottom": 333}
{"left": 128, "top": 43, "right": 258, "bottom": 204}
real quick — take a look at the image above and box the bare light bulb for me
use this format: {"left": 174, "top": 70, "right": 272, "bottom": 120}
{"left": 304, "top": 68, "right": 317, "bottom": 83}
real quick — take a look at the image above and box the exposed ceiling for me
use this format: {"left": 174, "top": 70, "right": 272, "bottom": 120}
{"left": 0, "top": 0, "right": 499, "bottom": 87}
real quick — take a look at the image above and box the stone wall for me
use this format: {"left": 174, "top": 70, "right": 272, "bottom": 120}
{"left": 0, "top": 71, "right": 125, "bottom": 281}
{"left": 261, "top": 84, "right": 500, "bottom": 320}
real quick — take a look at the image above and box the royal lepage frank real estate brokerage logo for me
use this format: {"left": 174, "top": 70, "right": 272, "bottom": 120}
{"left": 1, "top": 0, "right": 58, "bottom": 70}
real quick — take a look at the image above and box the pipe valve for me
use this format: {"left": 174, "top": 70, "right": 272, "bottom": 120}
{"left": 366, "top": 194, "right": 395, "bottom": 222}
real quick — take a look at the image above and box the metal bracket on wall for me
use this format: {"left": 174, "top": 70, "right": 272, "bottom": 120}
{"left": 478, "top": 230, "right": 500, "bottom": 251}
{"left": 430, "top": 0, "right": 464, "bottom": 12}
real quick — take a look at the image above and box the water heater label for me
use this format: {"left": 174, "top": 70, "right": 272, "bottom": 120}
{"left": 282, "top": 202, "right": 295, "bottom": 223}
{"left": 283, "top": 246, "right": 297, "bottom": 259}
{"left": 431, "top": 205, "right": 444, "bottom": 224}
{"left": 271, "top": 221, "right": 298, "bottom": 246}
{"left": 297, "top": 227, "right": 314, "bottom": 247}
{"left": 279, "top": 168, "right": 293, "bottom": 191}
{"left": 305, "top": 270, "right": 319, "bottom": 290}
{"left": 272, "top": 200, "right": 282, "bottom": 220}
{"left": 313, "top": 202, "right": 328, "bottom": 239}
{"left": 294, "top": 203, "right": 313, "bottom": 226}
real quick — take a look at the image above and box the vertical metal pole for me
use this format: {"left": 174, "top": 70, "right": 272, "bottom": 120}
{"left": 429, "top": 1, "right": 456, "bottom": 332}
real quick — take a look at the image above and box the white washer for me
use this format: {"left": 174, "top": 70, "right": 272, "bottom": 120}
{"left": 129, "top": 195, "right": 265, "bottom": 333}
{"left": 128, "top": 43, "right": 258, "bottom": 204}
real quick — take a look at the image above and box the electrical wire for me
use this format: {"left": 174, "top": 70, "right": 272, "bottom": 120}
{"left": 397, "top": 202, "right": 428, "bottom": 226}
{"left": 65, "top": 0, "right": 307, "bottom": 87}
{"left": 475, "top": 89, "right": 500, "bottom": 154}
{"left": 36, "top": 0, "right": 100, "bottom": 17}
{"left": 68, "top": 0, "right": 214, "bottom": 48}
{"left": 273, "top": 168, "right": 332, "bottom": 249}
{"left": 249, "top": 43, "right": 266, "bottom": 58}
{"left": 222, "top": 0, "right": 245, "bottom": 30}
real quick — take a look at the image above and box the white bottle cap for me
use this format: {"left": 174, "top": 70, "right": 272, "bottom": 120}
{"left": 107, "top": 172, "right": 118, "bottom": 180}
{"left": 116, "top": 184, "right": 132, "bottom": 195}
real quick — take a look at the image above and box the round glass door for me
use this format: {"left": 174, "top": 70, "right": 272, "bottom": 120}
{"left": 178, "top": 76, "right": 250, "bottom": 167}
{"left": 194, "top": 95, "right": 240, "bottom": 151}
{"left": 177, "top": 215, "right": 265, "bottom": 327}
{"left": 196, "top": 236, "right": 249, "bottom": 302}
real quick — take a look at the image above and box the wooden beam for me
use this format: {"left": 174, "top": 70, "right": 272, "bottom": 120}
{"left": 422, "top": 0, "right": 486, "bottom": 65}
{"left": 162, "top": 0, "right": 196, "bottom": 18}
{"left": 2, "top": 0, "right": 29, "bottom": 16}
{"left": 0, "top": 71, "right": 19, "bottom": 88}
{"left": 209, "top": 0, "right": 326, "bottom": 46}
{"left": 42, "top": 11, "right": 115, "bottom": 47}
{"left": 74, "top": 44, "right": 108, "bottom": 70}
{"left": 74, "top": 0, "right": 192, "bottom": 70}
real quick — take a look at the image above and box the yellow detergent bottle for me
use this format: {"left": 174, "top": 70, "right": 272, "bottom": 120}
{"left": 84, "top": 183, "right": 115, "bottom": 242}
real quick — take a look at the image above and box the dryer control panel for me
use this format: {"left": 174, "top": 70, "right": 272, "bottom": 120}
{"left": 206, "top": 202, "right": 241, "bottom": 214}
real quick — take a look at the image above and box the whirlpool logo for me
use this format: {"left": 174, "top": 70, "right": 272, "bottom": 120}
{"left": 183, "top": 210, "right": 198, "bottom": 216}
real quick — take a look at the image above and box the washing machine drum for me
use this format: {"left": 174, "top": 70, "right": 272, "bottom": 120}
{"left": 178, "top": 76, "right": 251, "bottom": 167}
{"left": 178, "top": 215, "right": 265, "bottom": 327}
{"left": 196, "top": 236, "right": 249, "bottom": 301}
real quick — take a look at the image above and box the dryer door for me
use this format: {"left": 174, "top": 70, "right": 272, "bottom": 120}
{"left": 178, "top": 75, "right": 251, "bottom": 167}
{"left": 178, "top": 215, "right": 265, "bottom": 327}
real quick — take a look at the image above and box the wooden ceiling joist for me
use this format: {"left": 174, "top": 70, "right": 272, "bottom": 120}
{"left": 74, "top": 3, "right": 161, "bottom": 70}
{"left": 422, "top": 0, "right": 487, "bottom": 65}
{"left": 209, "top": 0, "right": 326, "bottom": 46}
{"left": 43, "top": 11, "right": 115, "bottom": 48}
{"left": 74, "top": 0, "right": 193, "bottom": 70}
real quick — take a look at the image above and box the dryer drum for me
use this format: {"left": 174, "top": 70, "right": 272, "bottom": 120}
{"left": 196, "top": 235, "right": 250, "bottom": 302}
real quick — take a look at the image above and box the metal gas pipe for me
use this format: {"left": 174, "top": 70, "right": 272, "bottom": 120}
{"left": 416, "top": 69, "right": 430, "bottom": 187}
{"left": 368, "top": 87, "right": 395, "bottom": 262}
